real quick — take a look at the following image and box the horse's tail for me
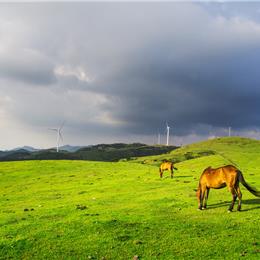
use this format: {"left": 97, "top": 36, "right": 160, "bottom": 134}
{"left": 238, "top": 171, "right": 260, "bottom": 197}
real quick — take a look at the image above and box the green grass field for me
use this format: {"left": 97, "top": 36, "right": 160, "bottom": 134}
{"left": 1, "top": 137, "right": 260, "bottom": 259}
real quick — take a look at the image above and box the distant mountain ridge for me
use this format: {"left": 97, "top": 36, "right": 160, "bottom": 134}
{"left": 59, "top": 145, "right": 87, "bottom": 152}
{"left": 0, "top": 143, "right": 177, "bottom": 162}
{"left": 11, "top": 146, "right": 40, "bottom": 152}
{"left": 5, "top": 145, "right": 86, "bottom": 153}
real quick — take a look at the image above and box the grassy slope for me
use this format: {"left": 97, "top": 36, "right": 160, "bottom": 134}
{"left": 0, "top": 137, "right": 260, "bottom": 259}
{"left": 132, "top": 137, "right": 260, "bottom": 169}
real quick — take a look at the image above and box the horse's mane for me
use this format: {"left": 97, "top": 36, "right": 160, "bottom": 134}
{"left": 203, "top": 166, "right": 212, "bottom": 172}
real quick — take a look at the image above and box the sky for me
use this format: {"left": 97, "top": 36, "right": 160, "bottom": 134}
{"left": 1, "top": 2, "right": 260, "bottom": 149}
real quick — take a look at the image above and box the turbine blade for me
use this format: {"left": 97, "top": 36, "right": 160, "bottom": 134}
{"left": 59, "top": 132, "right": 63, "bottom": 142}
{"left": 48, "top": 128, "right": 58, "bottom": 132}
{"left": 59, "top": 120, "right": 66, "bottom": 130}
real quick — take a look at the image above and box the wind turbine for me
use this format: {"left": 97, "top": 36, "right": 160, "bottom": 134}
{"left": 49, "top": 121, "right": 65, "bottom": 152}
{"left": 157, "top": 131, "right": 161, "bottom": 145}
{"left": 166, "top": 122, "right": 170, "bottom": 146}
{"left": 228, "top": 126, "right": 231, "bottom": 137}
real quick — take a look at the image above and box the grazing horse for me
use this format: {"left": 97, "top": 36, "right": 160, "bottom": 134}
{"left": 197, "top": 165, "right": 260, "bottom": 212}
{"left": 159, "top": 161, "right": 178, "bottom": 178}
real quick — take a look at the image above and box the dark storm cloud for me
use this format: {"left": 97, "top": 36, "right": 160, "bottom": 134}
{"left": 1, "top": 2, "right": 260, "bottom": 148}
{"left": 0, "top": 49, "right": 56, "bottom": 85}
{"left": 90, "top": 16, "right": 260, "bottom": 135}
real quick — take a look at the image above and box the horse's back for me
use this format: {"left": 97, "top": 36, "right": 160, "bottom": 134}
{"left": 200, "top": 165, "right": 239, "bottom": 189}
{"left": 214, "top": 165, "right": 239, "bottom": 180}
{"left": 160, "top": 162, "right": 173, "bottom": 171}
{"left": 203, "top": 165, "right": 238, "bottom": 175}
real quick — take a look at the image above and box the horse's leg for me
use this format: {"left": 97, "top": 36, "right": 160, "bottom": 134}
{"left": 236, "top": 186, "right": 242, "bottom": 211}
{"left": 202, "top": 187, "right": 210, "bottom": 209}
{"left": 170, "top": 167, "right": 173, "bottom": 179}
{"left": 160, "top": 169, "right": 163, "bottom": 178}
{"left": 198, "top": 186, "right": 206, "bottom": 210}
{"left": 196, "top": 187, "right": 202, "bottom": 210}
{"left": 228, "top": 188, "right": 237, "bottom": 212}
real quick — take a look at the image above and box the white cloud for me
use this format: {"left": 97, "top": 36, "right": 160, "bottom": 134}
{"left": 54, "top": 65, "right": 95, "bottom": 83}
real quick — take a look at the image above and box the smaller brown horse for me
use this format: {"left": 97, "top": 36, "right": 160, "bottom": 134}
{"left": 197, "top": 165, "right": 260, "bottom": 212}
{"left": 159, "top": 161, "right": 178, "bottom": 178}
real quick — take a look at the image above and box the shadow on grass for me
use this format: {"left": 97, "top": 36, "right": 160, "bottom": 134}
{"left": 208, "top": 201, "right": 230, "bottom": 209}
{"left": 175, "top": 175, "right": 192, "bottom": 178}
{"left": 240, "top": 199, "right": 260, "bottom": 211}
{"left": 243, "top": 199, "right": 260, "bottom": 205}
{"left": 208, "top": 198, "right": 260, "bottom": 211}
{"left": 161, "top": 175, "right": 192, "bottom": 179}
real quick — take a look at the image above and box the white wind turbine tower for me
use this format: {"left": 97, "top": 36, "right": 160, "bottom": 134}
{"left": 49, "top": 121, "right": 65, "bottom": 152}
{"left": 166, "top": 122, "right": 170, "bottom": 146}
{"left": 228, "top": 126, "right": 231, "bottom": 137}
{"left": 157, "top": 132, "right": 161, "bottom": 145}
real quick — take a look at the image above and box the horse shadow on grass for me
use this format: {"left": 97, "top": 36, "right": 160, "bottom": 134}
{"left": 162, "top": 175, "right": 192, "bottom": 179}
{"left": 174, "top": 175, "right": 192, "bottom": 178}
{"left": 208, "top": 198, "right": 260, "bottom": 211}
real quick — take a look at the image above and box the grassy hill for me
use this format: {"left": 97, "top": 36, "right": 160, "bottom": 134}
{"left": 132, "top": 137, "right": 260, "bottom": 170}
{"left": 0, "top": 137, "right": 260, "bottom": 259}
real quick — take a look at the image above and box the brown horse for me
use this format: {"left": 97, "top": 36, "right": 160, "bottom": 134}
{"left": 197, "top": 165, "right": 260, "bottom": 211}
{"left": 159, "top": 161, "right": 178, "bottom": 178}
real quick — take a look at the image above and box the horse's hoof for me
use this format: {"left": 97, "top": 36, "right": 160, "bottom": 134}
{"left": 228, "top": 210, "right": 232, "bottom": 213}
{"left": 197, "top": 208, "right": 202, "bottom": 211}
